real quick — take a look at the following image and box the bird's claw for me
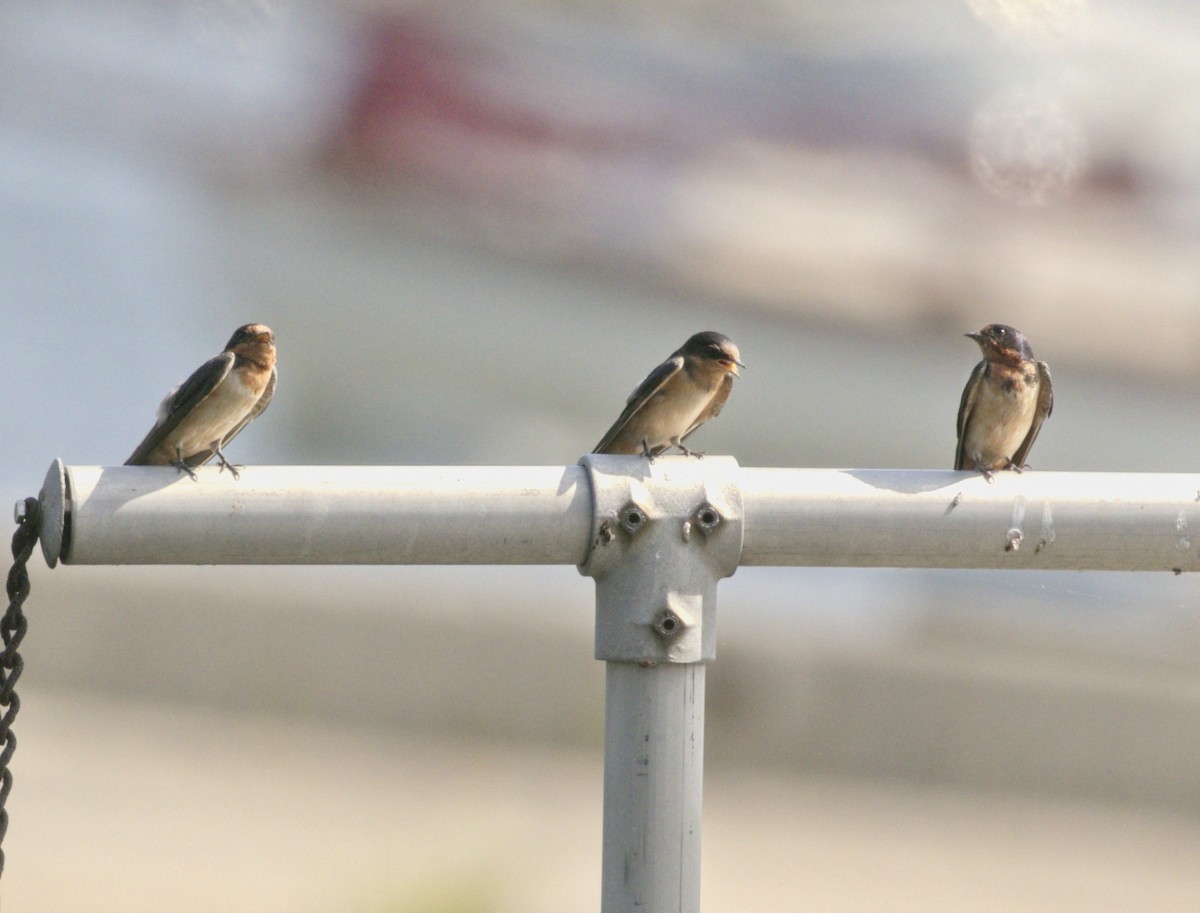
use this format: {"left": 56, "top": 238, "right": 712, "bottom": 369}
{"left": 212, "top": 446, "right": 243, "bottom": 480}
{"left": 171, "top": 460, "right": 199, "bottom": 482}
{"left": 217, "top": 458, "right": 244, "bottom": 481}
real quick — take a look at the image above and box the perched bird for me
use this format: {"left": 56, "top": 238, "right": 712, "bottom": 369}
{"left": 593, "top": 331, "right": 743, "bottom": 460}
{"left": 126, "top": 324, "right": 277, "bottom": 480}
{"left": 955, "top": 323, "right": 1053, "bottom": 480}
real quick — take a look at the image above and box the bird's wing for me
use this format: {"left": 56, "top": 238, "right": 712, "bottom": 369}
{"left": 592, "top": 356, "right": 684, "bottom": 454}
{"left": 679, "top": 372, "right": 734, "bottom": 444}
{"left": 125, "top": 352, "right": 235, "bottom": 465}
{"left": 1011, "top": 360, "right": 1053, "bottom": 470}
{"left": 954, "top": 360, "right": 985, "bottom": 471}
{"left": 183, "top": 364, "right": 278, "bottom": 467}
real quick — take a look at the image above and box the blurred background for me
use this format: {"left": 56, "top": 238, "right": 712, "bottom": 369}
{"left": 4, "top": 0, "right": 1200, "bottom": 910}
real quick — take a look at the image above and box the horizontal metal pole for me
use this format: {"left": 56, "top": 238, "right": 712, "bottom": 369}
{"left": 51, "top": 465, "right": 593, "bottom": 566}
{"left": 738, "top": 468, "right": 1200, "bottom": 572}
{"left": 35, "top": 462, "right": 1200, "bottom": 571}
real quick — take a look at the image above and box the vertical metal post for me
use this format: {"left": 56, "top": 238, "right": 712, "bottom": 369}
{"left": 602, "top": 662, "right": 706, "bottom": 911}
{"left": 579, "top": 455, "right": 743, "bottom": 913}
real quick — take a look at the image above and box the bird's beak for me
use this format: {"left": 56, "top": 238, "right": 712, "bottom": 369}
{"left": 723, "top": 359, "right": 744, "bottom": 377}
{"left": 965, "top": 333, "right": 983, "bottom": 343}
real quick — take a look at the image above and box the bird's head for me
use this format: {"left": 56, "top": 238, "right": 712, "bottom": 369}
{"left": 684, "top": 331, "right": 744, "bottom": 377}
{"left": 967, "top": 324, "right": 1033, "bottom": 364}
{"left": 225, "top": 324, "right": 275, "bottom": 351}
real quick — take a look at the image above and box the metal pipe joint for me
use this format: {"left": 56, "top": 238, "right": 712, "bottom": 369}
{"left": 577, "top": 455, "right": 744, "bottom": 664}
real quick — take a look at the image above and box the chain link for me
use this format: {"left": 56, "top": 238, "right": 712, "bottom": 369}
{"left": 1, "top": 497, "right": 39, "bottom": 879}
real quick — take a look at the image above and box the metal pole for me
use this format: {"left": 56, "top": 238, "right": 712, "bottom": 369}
{"left": 602, "top": 663, "right": 704, "bottom": 913}
{"left": 36, "top": 462, "right": 592, "bottom": 567}
{"left": 36, "top": 462, "right": 1200, "bottom": 572}
{"left": 737, "top": 468, "right": 1200, "bottom": 570}
{"left": 21, "top": 457, "right": 1200, "bottom": 913}
{"left": 578, "top": 455, "right": 743, "bottom": 913}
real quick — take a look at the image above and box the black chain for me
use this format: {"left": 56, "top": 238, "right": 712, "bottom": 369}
{"left": 0, "top": 497, "right": 38, "bottom": 879}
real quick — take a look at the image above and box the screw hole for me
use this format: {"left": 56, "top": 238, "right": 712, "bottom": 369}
{"left": 619, "top": 504, "right": 648, "bottom": 535}
{"left": 653, "top": 610, "right": 683, "bottom": 638}
{"left": 693, "top": 504, "right": 722, "bottom": 533}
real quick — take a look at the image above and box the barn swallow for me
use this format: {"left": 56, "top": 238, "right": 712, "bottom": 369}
{"left": 593, "top": 331, "right": 743, "bottom": 460}
{"left": 125, "top": 324, "right": 277, "bottom": 480}
{"left": 955, "top": 323, "right": 1053, "bottom": 481}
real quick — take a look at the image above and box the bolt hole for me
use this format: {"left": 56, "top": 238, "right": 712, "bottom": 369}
{"left": 653, "top": 611, "right": 683, "bottom": 638}
{"left": 693, "top": 504, "right": 722, "bottom": 533}
{"left": 619, "top": 505, "right": 648, "bottom": 535}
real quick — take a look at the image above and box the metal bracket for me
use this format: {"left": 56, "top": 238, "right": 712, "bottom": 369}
{"left": 578, "top": 454, "right": 743, "bottom": 664}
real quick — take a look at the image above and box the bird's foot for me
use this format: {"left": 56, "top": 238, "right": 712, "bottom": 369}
{"left": 212, "top": 445, "right": 243, "bottom": 480}
{"left": 641, "top": 440, "right": 656, "bottom": 463}
{"left": 170, "top": 459, "right": 199, "bottom": 482}
{"left": 673, "top": 442, "right": 705, "bottom": 458}
{"left": 1005, "top": 461, "right": 1025, "bottom": 474}
{"left": 171, "top": 444, "right": 199, "bottom": 481}
{"left": 970, "top": 457, "right": 997, "bottom": 483}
